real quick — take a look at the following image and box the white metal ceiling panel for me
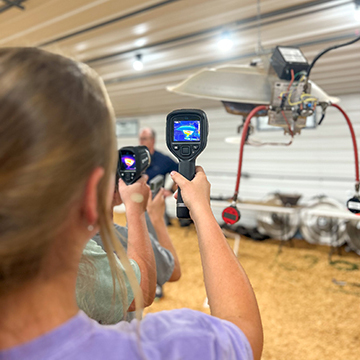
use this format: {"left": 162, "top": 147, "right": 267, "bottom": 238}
{"left": 0, "top": 0, "right": 358, "bottom": 116}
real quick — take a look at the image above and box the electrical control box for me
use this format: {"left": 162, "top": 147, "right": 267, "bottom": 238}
{"left": 271, "top": 46, "right": 309, "bottom": 80}
{"left": 271, "top": 81, "right": 309, "bottom": 109}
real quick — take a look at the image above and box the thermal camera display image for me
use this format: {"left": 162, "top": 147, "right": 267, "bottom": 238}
{"left": 174, "top": 120, "right": 200, "bottom": 142}
{"left": 121, "top": 155, "right": 136, "bottom": 170}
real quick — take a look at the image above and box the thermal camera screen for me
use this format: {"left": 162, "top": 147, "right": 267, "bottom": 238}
{"left": 120, "top": 151, "right": 136, "bottom": 170}
{"left": 173, "top": 120, "right": 200, "bottom": 142}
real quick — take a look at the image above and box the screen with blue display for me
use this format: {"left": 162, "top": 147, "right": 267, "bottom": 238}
{"left": 173, "top": 120, "right": 200, "bottom": 142}
{"left": 120, "top": 152, "right": 136, "bottom": 170}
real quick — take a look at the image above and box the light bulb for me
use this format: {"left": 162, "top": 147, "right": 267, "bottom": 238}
{"left": 133, "top": 55, "right": 143, "bottom": 71}
{"left": 217, "top": 33, "right": 233, "bottom": 51}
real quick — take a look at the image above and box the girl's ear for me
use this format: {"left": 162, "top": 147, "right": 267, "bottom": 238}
{"left": 81, "top": 167, "right": 105, "bottom": 227}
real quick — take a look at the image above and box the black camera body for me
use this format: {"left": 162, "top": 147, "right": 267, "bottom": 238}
{"left": 118, "top": 146, "right": 151, "bottom": 185}
{"left": 166, "top": 109, "right": 209, "bottom": 218}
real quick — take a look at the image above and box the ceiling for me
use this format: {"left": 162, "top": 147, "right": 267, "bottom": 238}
{"left": 1, "top": 0, "right": 359, "bottom": 117}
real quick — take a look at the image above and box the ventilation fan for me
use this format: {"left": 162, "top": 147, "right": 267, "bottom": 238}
{"left": 300, "top": 197, "right": 348, "bottom": 246}
{"left": 346, "top": 220, "right": 360, "bottom": 255}
{"left": 257, "top": 193, "right": 301, "bottom": 240}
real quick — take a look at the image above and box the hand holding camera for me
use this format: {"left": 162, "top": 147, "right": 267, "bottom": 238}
{"left": 118, "top": 174, "right": 150, "bottom": 214}
{"left": 171, "top": 166, "right": 211, "bottom": 220}
{"left": 166, "top": 109, "right": 209, "bottom": 219}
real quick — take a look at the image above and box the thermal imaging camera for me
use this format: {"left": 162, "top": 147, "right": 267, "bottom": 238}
{"left": 166, "top": 109, "right": 209, "bottom": 219}
{"left": 118, "top": 146, "right": 151, "bottom": 185}
{"left": 149, "top": 174, "right": 164, "bottom": 199}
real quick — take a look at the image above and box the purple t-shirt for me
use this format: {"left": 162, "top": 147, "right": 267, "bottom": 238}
{"left": 0, "top": 309, "right": 253, "bottom": 360}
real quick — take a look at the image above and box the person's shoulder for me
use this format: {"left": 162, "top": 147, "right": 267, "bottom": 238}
{"left": 153, "top": 150, "right": 177, "bottom": 167}
{"left": 84, "top": 239, "right": 105, "bottom": 256}
{"left": 139, "top": 309, "right": 253, "bottom": 360}
{"left": 85, "top": 309, "right": 252, "bottom": 359}
{"left": 59, "top": 313, "right": 140, "bottom": 359}
{"left": 87, "top": 309, "right": 252, "bottom": 359}
{"left": 39, "top": 310, "right": 252, "bottom": 360}
{"left": 3, "top": 312, "right": 140, "bottom": 360}
{"left": 153, "top": 150, "right": 168, "bottom": 159}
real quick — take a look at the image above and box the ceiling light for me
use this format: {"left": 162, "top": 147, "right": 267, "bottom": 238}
{"left": 217, "top": 32, "right": 233, "bottom": 51}
{"left": 133, "top": 54, "right": 143, "bottom": 71}
{"left": 135, "top": 38, "right": 146, "bottom": 47}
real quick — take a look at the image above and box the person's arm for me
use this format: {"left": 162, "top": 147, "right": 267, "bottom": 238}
{"left": 119, "top": 175, "right": 156, "bottom": 309}
{"left": 170, "top": 167, "right": 263, "bottom": 360}
{"left": 147, "top": 188, "right": 181, "bottom": 282}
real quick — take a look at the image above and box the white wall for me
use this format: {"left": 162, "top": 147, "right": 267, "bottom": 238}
{"left": 116, "top": 94, "right": 360, "bottom": 225}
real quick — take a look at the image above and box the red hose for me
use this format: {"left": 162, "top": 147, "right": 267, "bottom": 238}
{"left": 330, "top": 103, "right": 360, "bottom": 185}
{"left": 233, "top": 105, "right": 269, "bottom": 201}
{"left": 232, "top": 103, "right": 359, "bottom": 203}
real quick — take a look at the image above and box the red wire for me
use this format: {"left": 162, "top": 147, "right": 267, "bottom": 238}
{"left": 233, "top": 105, "right": 269, "bottom": 201}
{"left": 278, "top": 69, "right": 295, "bottom": 100}
{"left": 286, "top": 69, "right": 295, "bottom": 93}
{"left": 281, "top": 110, "right": 294, "bottom": 137}
{"left": 330, "top": 103, "right": 359, "bottom": 184}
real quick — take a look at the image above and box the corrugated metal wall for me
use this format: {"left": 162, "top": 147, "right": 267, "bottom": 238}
{"left": 117, "top": 93, "right": 359, "bottom": 224}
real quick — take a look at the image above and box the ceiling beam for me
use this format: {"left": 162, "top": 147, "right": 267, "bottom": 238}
{"left": 0, "top": 0, "right": 25, "bottom": 13}
{"left": 103, "top": 32, "right": 358, "bottom": 85}
{"left": 86, "top": 0, "right": 351, "bottom": 64}
{"left": 38, "top": 0, "right": 180, "bottom": 47}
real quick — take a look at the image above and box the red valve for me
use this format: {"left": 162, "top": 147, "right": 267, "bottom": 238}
{"left": 222, "top": 206, "right": 241, "bottom": 225}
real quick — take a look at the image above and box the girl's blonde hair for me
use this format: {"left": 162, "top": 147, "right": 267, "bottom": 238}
{"left": 0, "top": 48, "right": 143, "bottom": 318}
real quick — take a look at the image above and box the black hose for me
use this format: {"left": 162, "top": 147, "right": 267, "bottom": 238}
{"left": 317, "top": 112, "right": 326, "bottom": 126}
{"left": 307, "top": 35, "right": 360, "bottom": 78}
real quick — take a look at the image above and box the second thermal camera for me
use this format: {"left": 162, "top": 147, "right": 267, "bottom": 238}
{"left": 149, "top": 174, "right": 164, "bottom": 198}
{"left": 118, "top": 146, "right": 150, "bottom": 185}
{"left": 166, "top": 109, "right": 209, "bottom": 219}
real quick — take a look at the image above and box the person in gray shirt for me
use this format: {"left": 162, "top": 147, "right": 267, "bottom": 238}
{"left": 77, "top": 174, "right": 157, "bottom": 324}
{"left": 93, "top": 173, "right": 181, "bottom": 294}
{"left": 77, "top": 238, "right": 142, "bottom": 324}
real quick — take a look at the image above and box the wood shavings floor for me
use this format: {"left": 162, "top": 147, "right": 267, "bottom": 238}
{"left": 114, "top": 213, "right": 360, "bottom": 360}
